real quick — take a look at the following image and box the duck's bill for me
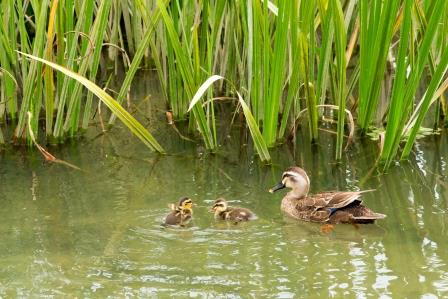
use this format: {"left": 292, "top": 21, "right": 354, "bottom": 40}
{"left": 269, "top": 182, "right": 285, "bottom": 193}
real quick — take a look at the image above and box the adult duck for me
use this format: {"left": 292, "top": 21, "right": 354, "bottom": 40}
{"left": 269, "top": 167, "right": 385, "bottom": 224}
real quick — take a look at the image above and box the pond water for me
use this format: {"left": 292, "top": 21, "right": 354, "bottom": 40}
{"left": 0, "top": 72, "right": 447, "bottom": 298}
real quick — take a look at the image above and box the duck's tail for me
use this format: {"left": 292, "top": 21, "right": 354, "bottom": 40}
{"left": 352, "top": 212, "right": 386, "bottom": 224}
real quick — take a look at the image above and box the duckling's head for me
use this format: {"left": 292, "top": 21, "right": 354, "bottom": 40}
{"left": 269, "top": 166, "right": 310, "bottom": 198}
{"left": 209, "top": 198, "right": 228, "bottom": 214}
{"left": 178, "top": 197, "right": 193, "bottom": 212}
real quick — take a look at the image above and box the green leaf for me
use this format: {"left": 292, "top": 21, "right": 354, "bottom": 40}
{"left": 18, "top": 51, "right": 165, "bottom": 153}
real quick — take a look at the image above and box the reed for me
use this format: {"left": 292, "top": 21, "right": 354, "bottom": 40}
{"left": 0, "top": 0, "right": 447, "bottom": 169}
{"left": 20, "top": 52, "right": 164, "bottom": 153}
{"left": 358, "top": 0, "right": 400, "bottom": 132}
{"left": 380, "top": 0, "right": 448, "bottom": 168}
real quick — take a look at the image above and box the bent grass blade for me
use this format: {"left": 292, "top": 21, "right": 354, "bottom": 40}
{"left": 188, "top": 75, "right": 271, "bottom": 163}
{"left": 18, "top": 51, "right": 165, "bottom": 153}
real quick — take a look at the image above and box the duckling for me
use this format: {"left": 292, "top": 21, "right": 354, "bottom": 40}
{"left": 210, "top": 198, "right": 255, "bottom": 222}
{"left": 269, "top": 166, "right": 386, "bottom": 224}
{"left": 164, "top": 197, "right": 193, "bottom": 226}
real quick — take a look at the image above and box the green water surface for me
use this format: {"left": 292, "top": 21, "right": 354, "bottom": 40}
{"left": 0, "top": 73, "right": 447, "bottom": 298}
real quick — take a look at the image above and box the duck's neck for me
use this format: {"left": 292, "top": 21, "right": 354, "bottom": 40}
{"left": 287, "top": 186, "right": 309, "bottom": 199}
{"left": 215, "top": 210, "right": 227, "bottom": 220}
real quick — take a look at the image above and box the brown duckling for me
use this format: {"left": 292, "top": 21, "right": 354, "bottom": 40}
{"left": 164, "top": 197, "right": 193, "bottom": 226}
{"left": 269, "top": 166, "right": 386, "bottom": 224}
{"left": 210, "top": 198, "right": 255, "bottom": 222}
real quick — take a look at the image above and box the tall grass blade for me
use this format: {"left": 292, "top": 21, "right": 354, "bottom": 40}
{"left": 188, "top": 75, "right": 224, "bottom": 112}
{"left": 19, "top": 51, "right": 165, "bottom": 153}
{"left": 401, "top": 48, "right": 448, "bottom": 158}
{"left": 108, "top": 1, "right": 165, "bottom": 126}
{"left": 331, "top": 0, "right": 347, "bottom": 160}
{"left": 14, "top": 0, "right": 49, "bottom": 142}
{"left": 358, "top": 0, "right": 400, "bottom": 131}
{"left": 381, "top": 0, "right": 446, "bottom": 166}
{"left": 156, "top": 0, "right": 215, "bottom": 150}
{"left": 237, "top": 92, "right": 271, "bottom": 163}
{"left": 44, "top": 0, "right": 58, "bottom": 137}
{"left": 262, "top": 0, "right": 291, "bottom": 147}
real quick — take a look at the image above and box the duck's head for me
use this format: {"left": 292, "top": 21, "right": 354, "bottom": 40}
{"left": 178, "top": 197, "right": 193, "bottom": 212}
{"left": 209, "top": 198, "right": 228, "bottom": 214}
{"left": 269, "top": 166, "right": 310, "bottom": 198}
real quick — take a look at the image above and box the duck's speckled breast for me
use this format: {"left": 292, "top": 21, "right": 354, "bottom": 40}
{"left": 281, "top": 196, "right": 301, "bottom": 219}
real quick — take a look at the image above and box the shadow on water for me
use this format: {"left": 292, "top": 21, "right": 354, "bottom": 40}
{"left": 0, "top": 71, "right": 447, "bottom": 297}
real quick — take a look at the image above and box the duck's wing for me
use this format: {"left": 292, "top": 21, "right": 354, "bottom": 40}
{"left": 229, "top": 207, "right": 254, "bottom": 221}
{"left": 296, "top": 191, "right": 375, "bottom": 223}
{"left": 315, "top": 190, "right": 375, "bottom": 209}
{"left": 165, "top": 211, "right": 181, "bottom": 225}
{"left": 294, "top": 199, "right": 331, "bottom": 222}
{"left": 181, "top": 210, "right": 192, "bottom": 223}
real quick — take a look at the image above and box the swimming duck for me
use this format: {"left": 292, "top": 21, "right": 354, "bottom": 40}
{"left": 210, "top": 198, "right": 255, "bottom": 222}
{"left": 269, "top": 167, "right": 386, "bottom": 224}
{"left": 164, "top": 197, "right": 193, "bottom": 226}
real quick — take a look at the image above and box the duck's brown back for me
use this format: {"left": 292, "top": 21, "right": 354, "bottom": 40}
{"left": 281, "top": 192, "right": 385, "bottom": 224}
{"left": 226, "top": 207, "right": 254, "bottom": 221}
{"left": 164, "top": 211, "right": 182, "bottom": 225}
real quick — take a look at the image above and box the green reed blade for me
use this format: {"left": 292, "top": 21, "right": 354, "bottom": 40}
{"left": 157, "top": 0, "right": 215, "bottom": 150}
{"left": 380, "top": 0, "right": 412, "bottom": 165}
{"left": 316, "top": 0, "right": 334, "bottom": 106}
{"left": 14, "top": 0, "right": 49, "bottom": 142}
{"left": 188, "top": 75, "right": 224, "bottom": 112}
{"left": 381, "top": 0, "right": 446, "bottom": 167}
{"left": 0, "top": 127, "right": 4, "bottom": 144}
{"left": 43, "top": 0, "right": 58, "bottom": 137}
{"left": 401, "top": 44, "right": 448, "bottom": 159}
{"left": 238, "top": 91, "right": 271, "bottom": 163}
{"left": 53, "top": 0, "right": 91, "bottom": 139}
{"left": 64, "top": 0, "right": 112, "bottom": 136}
{"left": 358, "top": 0, "right": 400, "bottom": 131}
{"left": 82, "top": 0, "right": 114, "bottom": 130}
{"left": 279, "top": 0, "right": 301, "bottom": 140}
{"left": 108, "top": 0, "right": 165, "bottom": 126}
{"left": 19, "top": 51, "right": 165, "bottom": 153}
{"left": 331, "top": 0, "right": 347, "bottom": 160}
{"left": 262, "top": 0, "right": 291, "bottom": 147}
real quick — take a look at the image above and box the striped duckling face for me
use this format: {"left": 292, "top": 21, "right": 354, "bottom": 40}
{"left": 269, "top": 167, "right": 310, "bottom": 199}
{"left": 209, "top": 198, "right": 228, "bottom": 214}
{"left": 178, "top": 197, "right": 193, "bottom": 212}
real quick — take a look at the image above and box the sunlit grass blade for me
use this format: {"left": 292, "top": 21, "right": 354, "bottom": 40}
{"left": 156, "top": 0, "right": 216, "bottom": 150}
{"left": 278, "top": 0, "right": 301, "bottom": 140}
{"left": 188, "top": 75, "right": 271, "bottom": 163}
{"left": 188, "top": 75, "right": 225, "bottom": 112}
{"left": 18, "top": 51, "right": 165, "bottom": 153}
{"left": 108, "top": 1, "right": 165, "bottom": 126}
{"left": 401, "top": 47, "right": 448, "bottom": 159}
{"left": 53, "top": 0, "right": 92, "bottom": 140}
{"left": 14, "top": 0, "right": 49, "bottom": 142}
{"left": 331, "top": 0, "right": 347, "bottom": 160}
{"left": 379, "top": 0, "right": 412, "bottom": 165}
{"left": 358, "top": 0, "right": 400, "bottom": 131}
{"left": 64, "top": 0, "right": 112, "bottom": 137}
{"left": 237, "top": 92, "right": 271, "bottom": 163}
{"left": 43, "top": 0, "right": 58, "bottom": 137}
{"left": 262, "top": 0, "right": 291, "bottom": 147}
{"left": 381, "top": 0, "right": 446, "bottom": 167}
